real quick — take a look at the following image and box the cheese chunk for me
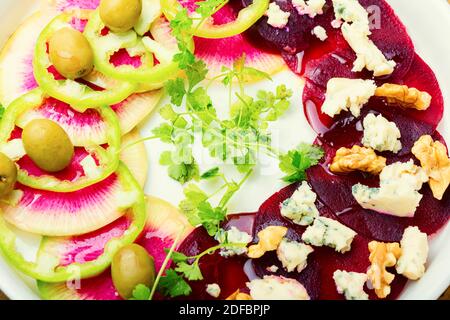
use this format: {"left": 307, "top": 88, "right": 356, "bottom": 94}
{"left": 362, "top": 113, "right": 402, "bottom": 153}
{"left": 333, "top": 270, "right": 369, "bottom": 300}
{"left": 265, "top": 2, "right": 290, "bottom": 28}
{"left": 312, "top": 25, "right": 328, "bottom": 41}
{"left": 280, "top": 181, "right": 319, "bottom": 226}
{"left": 332, "top": 0, "right": 396, "bottom": 76}
{"left": 276, "top": 238, "right": 314, "bottom": 273}
{"left": 292, "top": 0, "right": 326, "bottom": 17}
{"left": 247, "top": 276, "right": 310, "bottom": 300}
{"left": 321, "top": 78, "right": 376, "bottom": 118}
{"left": 301, "top": 217, "right": 357, "bottom": 253}
{"left": 396, "top": 226, "right": 428, "bottom": 280}
{"left": 353, "top": 160, "right": 428, "bottom": 217}
{"left": 215, "top": 226, "right": 252, "bottom": 258}
{"left": 206, "top": 283, "right": 221, "bottom": 298}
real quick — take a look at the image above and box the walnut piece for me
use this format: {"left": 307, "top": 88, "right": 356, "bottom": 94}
{"left": 330, "top": 145, "right": 386, "bottom": 175}
{"left": 375, "top": 83, "right": 431, "bottom": 111}
{"left": 367, "top": 241, "right": 402, "bottom": 299}
{"left": 226, "top": 290, "right": 252, "bottom": 300}
{"left": 247, "top": 226, "right": 288, "bottom": 259}
{"left": 412, "top": 135, "right": 450, "bottom": 200}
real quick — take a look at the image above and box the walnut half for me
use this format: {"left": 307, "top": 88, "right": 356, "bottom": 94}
{"left": 412, "top": 135, "right": 450, "bottom": 200}
{"left": 367, "top": 241, "right": 402, "bottom": 299}
{"left": 375, "top": 83, "right": 431, "bottom": 111}
{"left": 226, "top": 290, "right": 252, "bottom": 300}
{"left": 330, "top": 145, "right": 386, "bottom": 175}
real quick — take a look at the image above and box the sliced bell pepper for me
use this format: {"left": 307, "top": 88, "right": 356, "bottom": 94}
{"left": 0, "top": 88, "right": 121, "bottom": 193}
{"left": 33, "top": 10, "right": 137, "bottom": 112}
{"left": 84, "top": 10, "right": 191, "bottom": 85}
{"left": 0, "top": 164, "right": 146, "bottom": 283}
{"left": 161, "top": 0, "right": 269, "bottom": 39}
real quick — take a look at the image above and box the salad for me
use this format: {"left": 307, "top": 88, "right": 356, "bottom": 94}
{"left": 0, "top": 0, "right": 448, "bottom": 300}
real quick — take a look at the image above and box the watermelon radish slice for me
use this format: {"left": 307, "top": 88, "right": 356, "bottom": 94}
{"left": 302, "top": 54, "right": 444, "bottom": 134}
{"left": 120, "top": 129, "right": 149, "bottom": 188}
{"left": 306, "top": 131, "right": 450, "bottom": 242}
{"left": 0, "top": 163, "right": 146, "bottom": 282}
{"left": 37, "top": 196, "right": 193, "bottom": 299}
{"left": 0, "top": 162, "right": 145, "bottom": 236}
{"left": 175, "top": 0, "right": 285, "bottom": 80}
{"left": 0, "top": 11, "right": 55, "bottom": 107}
{"left": 0, "top": 89, "right": 121, "bottom": 192}
{"left": 33, "top": 10, "right": 137, "bottom": 111}
{"left": 0, "top": 9, "right": 162, "bottom": 135}
{"left": 252, "top": 184, "right": 408, "bottom": 300}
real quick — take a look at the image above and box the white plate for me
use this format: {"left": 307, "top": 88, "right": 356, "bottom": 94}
{"left": 0, "top": 0, "right": 449, "bottom": 300}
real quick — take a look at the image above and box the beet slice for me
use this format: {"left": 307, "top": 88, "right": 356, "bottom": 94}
{"left": 292, "top": 0, "right": 415, "bottom": 82}
{"left": 251, "top": 183, "right": 407, "bottom": 299}
{"left": 307, "top": 131, "right": 450, "bottom": 242}
{"left": 175, "top": 213, "right": 256, "bottom": 300}
{"left": 242, "top": 0, "right": 336, "bottom": 54}
{"left": 302, "top": 54, "right": 444, "bottom": 134}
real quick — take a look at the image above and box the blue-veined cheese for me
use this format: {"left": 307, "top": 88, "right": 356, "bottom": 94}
{"left": 280, "top": 181, "right": 319, "bottom": 226}
{"left": 276, "top": 238, "right": 314, "bottom": 273}
{"left": 321, "top": 78, "right": 377, "bottom": 118}
{"left": 353, "top": 160, "right": 428, "bottom": 217}
{"left": 265, "top": 2, "right": 290, "bottom": 28}
{"left": 215, "top": 226, "right": 252, "bottom": 257}
{"left": 292, "top": 0, "right": 326, "bottom": 17}
{"left": 362, "top": 113, "right": 402, "bottom": 153}
{"left": 247, "top": 276, "right": 310, "bottom": 300}
{"left": 332, "top": 0, "right": 396, "bottom": 76}
{"left": 396, "top": 226, "right": 428, "bottom": 280}
{"left": 312, "top": 25, "right": 328, "bottom": 41}
{"left": 205, "top": 283, "right": 221, "bottom": 298}
{"left": 333, "top": 270, "right": 369, "bottom": 300}
{"left": 301, "top": 217, "right": 357, "bottom": 253}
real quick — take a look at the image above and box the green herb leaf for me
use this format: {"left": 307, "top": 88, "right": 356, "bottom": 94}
{"left": 166, "top": 78, "right": 186, "bottom": 106}
{"left": 200, "top": 167, "right": 220, "bottom": 179}
{"left": 129, "top": 284, "right": 151, "bottom": 300}
{"left": 158, "top": 269, "right": 192, "bottom": 298}
{"left": 175, "top": 261, "right": 203, "bottom": 281}
{"left": 279, "top": 144, "right": 324, "bottom": 183}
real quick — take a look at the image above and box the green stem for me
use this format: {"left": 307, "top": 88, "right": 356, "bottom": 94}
{"left": 117, "top": 135, "right": 161, "bottom": 154}
{"left": 219, "top": 169, "right": 253, "bottom": 208}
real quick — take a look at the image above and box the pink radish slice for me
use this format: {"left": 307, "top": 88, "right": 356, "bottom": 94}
{"left": 251, "top": 183, "right": 407, "bottom": 300}
{"left": 16, "top": 97, "right": 108, "bottom": 146}
{"left": 0, "top": 8, "right": 161, "bottom": 135}
{"left": 302, "top": 54, "right": 444, "bottom": 134}
{"left": 50, "top": 0, "right": 100, "bottom": 11}
{"left": 38, "top": 196, "right": 193, "bottom": 300}
{"left": 9, "top": 126, "right": 105, "bottom": 184}
{"left": 179, "top": 0, "right": 285, "bottom": 78}
{"left": 306, "top": 131, "right": 450, "bottom": 242}
{"left": 0, "top": 173, "right": 129, "bottom": 236}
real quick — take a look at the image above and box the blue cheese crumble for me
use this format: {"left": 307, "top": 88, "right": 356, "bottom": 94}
{"left": 362, "top": 113, "right": 402, "bottom": 153}
{"left": 276, "top": 238, "right": 314, "bottom": 273}
{"left": 301, "top": 217, "right": 357, "bottom": 253}
{"left": 215, "top": 226, "right": 252, "bottom": 257}
{"left": 280, "top": 181, "right": 319, "bottom": 226}
{"left": 333, "top": 270, "right": 369, "bottom": 300}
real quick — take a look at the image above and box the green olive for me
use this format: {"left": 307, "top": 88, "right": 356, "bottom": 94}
{"left": 48, "top": 27, "right": 94, "bottom": 79}
{"left": 100, "top": 0, "right": 142, "bottom": 33}
{"left": 0, "top": 153, "right": 17, "bottom": 198}
{"left": 22, "top": 119, "right": 74, "bottom": 173}
{"left": 112, "top": 244, "right": 156, "bottom": 299}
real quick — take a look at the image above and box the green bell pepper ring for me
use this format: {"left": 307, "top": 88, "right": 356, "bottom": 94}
{"left": 84, "top": 10, "right": 191, "bottom": 84}
{"left": 161, "top": 0, "right": 269, "bottom": 39}
{"left": 0, "top": 88, "right": 121, "bottom": 193}
{"left": 0, "top": 163, "right": 146, "bottom": 283}
{"left": 33, "top": 10, "right": 137, "bottom": 112}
